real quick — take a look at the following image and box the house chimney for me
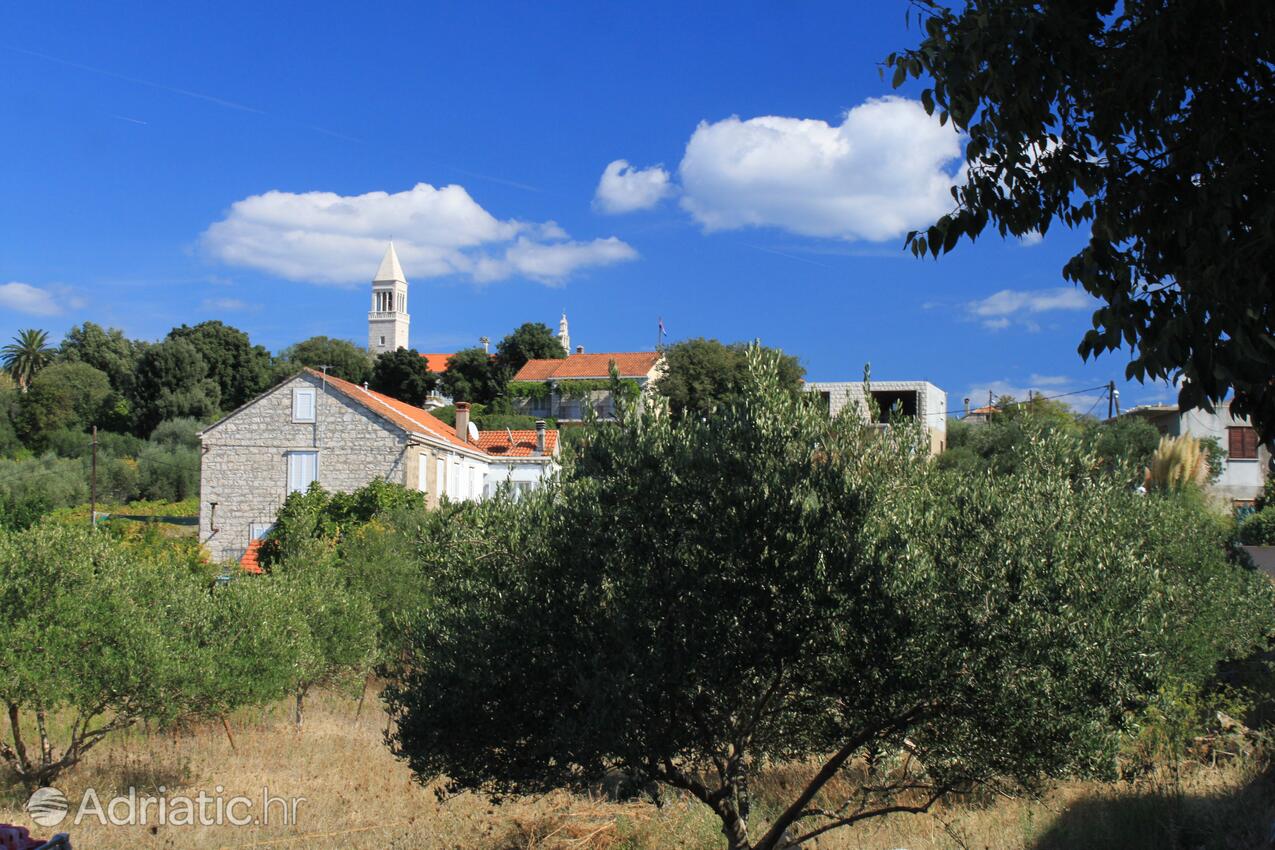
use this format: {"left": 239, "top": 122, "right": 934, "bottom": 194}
{"left": 575, "top": 345, "right": 584, "bottom": 354}
{"left": 455, "top": 402, "right": 471, "bottom": 442}
{"left": 535, "top": 419, "right": 546, "bottom": 455}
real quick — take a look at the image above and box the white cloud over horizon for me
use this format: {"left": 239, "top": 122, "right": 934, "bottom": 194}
{"left": 965, "top": 286, "right": 1093, "bottom": 331}
{"left": 0, "top": 282, "right": 66, "bottom": 316}
{"left": 676, "top": 97, "right": 963, "bottom": 241}
{"left": 201, "top": 182, "right": 637, "bottom": 286}
{"left": 593, "top": 160, "right": 674, "bottom": 214}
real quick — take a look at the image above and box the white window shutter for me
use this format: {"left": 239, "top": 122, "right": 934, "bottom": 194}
{"left": 436, "top": 458, "right": 446, "bottom": 497}
{"left": 292, "top": 388, "right": 316, "bottom": 423}
{"left": 287, "top": 451, "right": 318, "bottom": 494}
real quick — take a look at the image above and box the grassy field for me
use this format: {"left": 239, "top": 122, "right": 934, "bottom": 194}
{"left": 1, "top": 687, "right": 1271, "bottom": 850}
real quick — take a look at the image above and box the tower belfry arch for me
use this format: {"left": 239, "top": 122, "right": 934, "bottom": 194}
{"left": 368, "top": 242, "right": 410, "bottom": 353}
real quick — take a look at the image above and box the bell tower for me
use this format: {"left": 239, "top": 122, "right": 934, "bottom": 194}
{"left": 558, "top": 311, "right": 570, "bottom": 355}
{"left": 368, "top": 243, "right": 410, "bottom": 354}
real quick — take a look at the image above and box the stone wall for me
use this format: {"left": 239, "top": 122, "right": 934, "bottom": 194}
{"left": 199, "top": 373, "right": 410, "bottom": 564}
{"left": 805, "top": 380, "right": 948, "bottom": 456}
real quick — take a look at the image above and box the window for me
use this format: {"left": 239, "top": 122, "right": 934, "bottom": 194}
{"left": 436, "top": 457, "right": 446, "bottom": 497}
{"left": 286, "top": 451, "right": 318, "bottom": 494}
{"left": 292, "top": 387, "right": 316, "bottom": 423}
{"left": 379, "top": 335, "right": 386, "bottom": 347}
{"left": 1228, "top": 426, "right": 1259, "bottom": 460}
{"left": 249, "top": 522, "right": 274, "bottom": 540}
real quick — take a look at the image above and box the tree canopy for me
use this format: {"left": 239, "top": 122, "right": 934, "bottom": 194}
{"left": 278, "top": 335, "right": 373, "bottom": 385}
{"left": 888, "top": 0, "right": 1275, "bottom": 439}
{"left": 369, "top": 348, "right": 438, "bottom": 407}
{"left": 656, "top": 337, "right": 804, "bottom": 418}
{"left": 15, "top": 362, "right": 118, "bottom": 448}
{"left": 131, "top": 338, "right": 222, "bottom": 435}
{"left": 385, "top": 350, "right": 1275, "bottom": 850}
{"left": 494, "top": 322, "right": 565, "bottom": 379}
{"left": 57, "top": 322, "right": 146, "bottom": 397}
{"left": 168, "top": 320, "right": 272, "bottom": 410}
{"left": 439, "top": 347, "right": 503, "bottom": 405}
{"left": 1, "top": 329, "right": 53, "bottom": 390}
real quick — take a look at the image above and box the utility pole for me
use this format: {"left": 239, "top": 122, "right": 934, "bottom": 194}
{"left": 1108, "top": 380, "right": 1116, "bottom": 419}
{"left": 90, "top": 425, "right": 98, "bottom": 529}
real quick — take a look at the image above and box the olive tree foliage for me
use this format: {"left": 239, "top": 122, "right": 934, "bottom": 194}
{"left": 0, "top": 524, "right": 307, "bottom": 789}
{"left": 385, "top": 350, "right": 1274, "bottom": 850}
{"left": 887, "top": 0, "right": 1275, "bottom": 439}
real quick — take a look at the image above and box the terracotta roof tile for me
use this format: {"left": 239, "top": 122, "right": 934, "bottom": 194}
{"left": 513, "top": 352, "right": 661, "bottom": 381}
{"left": 308, "top": 369, "right": 475, "bottom": 451}
{"left": 475, "top": 430, "right": 559, "bottom": 458}
{"left": 419, "top": 353, "right": 453, "bottom": 373}
{"left": 303, "top": 368, "right": 558, "bottom": 459}
{"left": 240, "top": 539, "right": 264, "bottom": 574}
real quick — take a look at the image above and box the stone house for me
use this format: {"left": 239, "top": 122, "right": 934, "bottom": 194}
{"left": 804, "top": 380, "right": 949, "bottom": 456}
{"left": 510, "top": 350, "right": 666, "bottom": 422}
{"left": 198, "top": 368, "right": 559, "bottom": 564}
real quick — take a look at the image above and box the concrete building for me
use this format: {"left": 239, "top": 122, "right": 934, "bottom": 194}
{"left": 1124, "top": 401, "right": 1269, "bottom": 507}
{"left": 805, "top": 380, "right": 948, "bottom": 456}
{"left": 368, "top": 243, "right": 410, "bottom": 355}
{"left": 198, "top": 369, "right": 559, "bottom": 564}
{"left": 511, "top": 350, "right": 665, "bottom": 422}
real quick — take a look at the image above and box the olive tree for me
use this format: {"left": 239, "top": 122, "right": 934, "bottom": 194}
{"left": 271, "top": 547, "right": 378, "bottom": 726}
{"left": 0, "top": 524, "right": 306, "bottom": 788}
{"left": 385, "top": 350, "right": 1275, "bottom": 850}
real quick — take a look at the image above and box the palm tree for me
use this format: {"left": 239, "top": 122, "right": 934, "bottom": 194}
{"left": 2, "top": 329, "right": 53, "bottom": 391}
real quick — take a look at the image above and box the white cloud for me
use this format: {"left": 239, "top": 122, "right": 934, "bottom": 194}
{"left": 677, "top": 97, "right": 963, "bottom": 241}
{"left": 472, "top": 236, "right": 637, "bottom": 285}
{"left": 593, "top": 160, "right": 674, "bottom": 214}
{"left": 965, "top": 286, "right": 1093, "bottom": 331}
{"left": 0, "top": 282, "right": 63, "bottom": 316}
{"left": 201, "top": 182, "right": 637, "bottom": 286}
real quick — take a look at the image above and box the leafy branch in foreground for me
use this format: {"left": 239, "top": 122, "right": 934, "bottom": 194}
{"left": 385, "top": 348, "right": 1275, "bottom": 850}
{"left": 887, "top": 0, "right": 1275, "bottom": 439}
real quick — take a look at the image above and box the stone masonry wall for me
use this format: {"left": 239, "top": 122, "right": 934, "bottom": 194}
{"left": 199, "top": 373, "right": 410, "bottom": 564}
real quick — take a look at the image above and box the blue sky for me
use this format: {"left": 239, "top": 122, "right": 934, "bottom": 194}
{"left": 0, "top": 1, "right": 1172, "bottom": 413}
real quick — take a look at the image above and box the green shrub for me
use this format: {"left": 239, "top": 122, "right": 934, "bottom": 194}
{"left": 149, "top": 416, "right": 203, "bottom": 450}
{"left": 1239, "top": 507, "right": 1275, "bottom": 545}
{"left": 257, "top": 479, "right": 425, "bottom": 569}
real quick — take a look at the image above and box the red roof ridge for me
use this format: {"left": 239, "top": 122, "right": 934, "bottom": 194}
{"left": 302, "top": 368, "right": 558, "bottom": 458}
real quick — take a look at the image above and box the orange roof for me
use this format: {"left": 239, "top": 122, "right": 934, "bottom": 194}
{"left": 420, "top": 353, "right": 453, "bottom": 373}
{"left": 513, "top": 352, "right": 661, "bottom": 381}
{"left": 309, "top": 368, "right": 475, "bottom": 451}
{"left": 303, "top": 369, "right": 557, "bottom": 459}
{"left": 240, "top": 539, "right": 264, "bottom": 574}
{"left": 475, "top": 430, "right": 559, "bottom": 457}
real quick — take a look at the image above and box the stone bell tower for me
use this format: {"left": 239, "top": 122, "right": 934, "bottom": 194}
{"left": 368, "top": 242, "right": 410, "bottom": 354}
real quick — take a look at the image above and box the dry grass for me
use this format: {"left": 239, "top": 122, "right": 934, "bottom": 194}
{"left": 1, "top": 688, "right": 1270, "bottom": 850}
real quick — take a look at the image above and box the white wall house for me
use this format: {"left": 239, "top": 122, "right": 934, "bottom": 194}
{"left": 1125, "top": 401, "right": 1269, "bottom": 506}
{"left": 510, "top": 350, "right": 666, "bottom": 422}
{"left": 198, "top": 369, "right": 559, "bottom": 564}
{"left": 804, "top": 380, "right": 948, "bottom": 455}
